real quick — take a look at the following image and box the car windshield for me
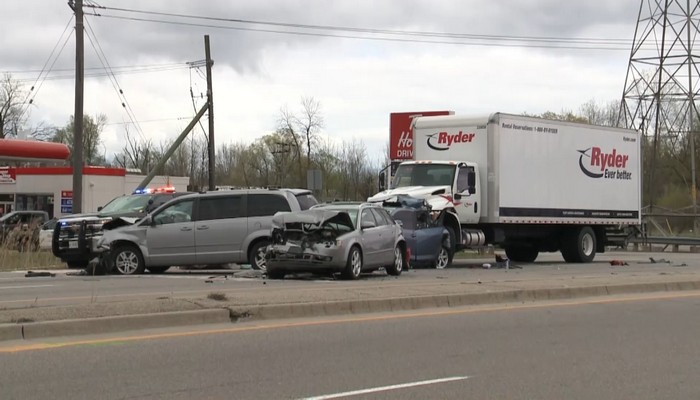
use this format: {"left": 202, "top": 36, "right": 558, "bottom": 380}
{"left": 392, "top": 164, "right": 456, "bottom": 188}
{"left": 99, "top": 195, "right": 154, "bottom": 214}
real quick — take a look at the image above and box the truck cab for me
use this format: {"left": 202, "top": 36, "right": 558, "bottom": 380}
{"left": 369, "top": 160, "right": 485, "bottom": 253}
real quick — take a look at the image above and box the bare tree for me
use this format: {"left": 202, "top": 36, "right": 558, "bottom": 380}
{"left": 113, "top": 128, "right": 156, "bottom": 173}
{"left": 0, "top": 74, "right": 27, "bottom": 139}
{"left": 277, "top": 97, "right": 324, "bottom": 187}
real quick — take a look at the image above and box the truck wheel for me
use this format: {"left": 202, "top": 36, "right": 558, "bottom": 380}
{"left": 385, "top": 245, "right": 404, "bottom": 276}
{"left": 112, "top": 244, "right": 146, "bottom": 275}
{"left": 505, "top": 245, "right": 538, "bottom": 263}
{"left": 342, "top": 246, "right": 363, "bottom": 280}
{"left": 249, "top": 240, "right": 270, "bottom": 272}
{"left": 561, "top": 227, "right": 596, "bottom": 263}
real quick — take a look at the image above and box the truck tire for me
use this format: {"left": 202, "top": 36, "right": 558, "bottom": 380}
{"left": 505, "top": 245, "right": 538, "bottom": 263}
{"left": 561, "top": 227, "right": 596, "bottom": 263}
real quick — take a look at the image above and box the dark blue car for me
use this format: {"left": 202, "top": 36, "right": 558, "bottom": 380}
{"left": 391, "top": 208, "right": 452, "bottom": 269}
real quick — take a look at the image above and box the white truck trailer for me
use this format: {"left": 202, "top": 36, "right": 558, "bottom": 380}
{"left": 369, "top": 113, "right": 641, "bottom": 263}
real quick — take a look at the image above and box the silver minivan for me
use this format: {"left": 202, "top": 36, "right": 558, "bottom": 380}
{"left": 98, "top": 189, "right": 317, "bottom": 275}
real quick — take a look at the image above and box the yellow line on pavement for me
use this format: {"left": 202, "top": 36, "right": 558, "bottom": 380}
{"left": 3, "top": 290, "right": 700, "bottom": 353}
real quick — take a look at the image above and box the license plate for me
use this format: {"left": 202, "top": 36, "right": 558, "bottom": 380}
{"left": 68, "top": 241, "right": 78, "bottom": 249}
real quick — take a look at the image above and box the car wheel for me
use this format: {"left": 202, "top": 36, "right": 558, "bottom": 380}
{"left": 386, "top": 245, "right": 404, "bottom": 276}
{"left": 267, "top": 268, "right": 285, "bottom": 280}
{"left": 434, "top": 245, "right": 450, "bottom": 269}
{"left": 112, "top": 245, "right": 146, "bottom": 275}
{"left": 147, "top": 266, "right": 170, "bottom": 274}
{"left": 249, "top": 240, "right": 270, "bottom": 272}
{"left": 342, "top": 246, "right": 363, "bottom": 280}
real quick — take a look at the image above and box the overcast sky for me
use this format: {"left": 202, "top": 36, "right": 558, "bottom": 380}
{"left": 2, "top": 0, "right": 642, "bottom": 163}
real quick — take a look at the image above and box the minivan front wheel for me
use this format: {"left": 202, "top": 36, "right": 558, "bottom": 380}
{"left": 249, "top": 240, "right": 270, "bottom": 272}
{"left": 112, "top": 245, "right": 145, "bottom": 275}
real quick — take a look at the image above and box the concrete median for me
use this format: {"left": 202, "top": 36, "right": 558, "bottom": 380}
{"left": 17, "top": 309, "right": 231, "bottom": 340}
{"left": 3, "top": 275, "right": 700, "bottom": 341}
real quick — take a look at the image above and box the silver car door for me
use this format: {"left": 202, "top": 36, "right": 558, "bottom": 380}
{"left": 370, "top": 208, "right": 396, "bottom": 264}
{"left": 359, "top": 209, "right": 383, "bottom": 267}
{"left": 147, "top": 199, "right": 196, "bottom": 266}
{"left": 195, "top": 195, "right": 245, "bottom": 264}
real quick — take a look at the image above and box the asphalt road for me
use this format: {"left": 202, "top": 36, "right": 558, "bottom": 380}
{"left": 0, "top": 251, "right": 697, "bottom": 310}
{"left": 2, "top": 292, "right": 700, "bottom": 399}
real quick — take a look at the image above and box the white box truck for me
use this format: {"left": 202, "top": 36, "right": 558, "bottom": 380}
{"left": 369, "top": 113, "right": 641, "bottom": 263}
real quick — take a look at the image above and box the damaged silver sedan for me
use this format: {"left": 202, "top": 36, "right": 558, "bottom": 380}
{"left": 265, "top": 204, "right": 407, "bottom": 280}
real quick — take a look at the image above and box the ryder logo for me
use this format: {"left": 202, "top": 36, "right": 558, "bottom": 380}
{"left": 426, "top": 131, "right": 475, "bottom": 151}
{"left": 578, "top": 147, "right": 632, "bottom": 180}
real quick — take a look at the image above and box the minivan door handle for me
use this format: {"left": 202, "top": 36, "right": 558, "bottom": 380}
{"left": 197, "top": 225, "right": 209, "bottom": 230}
{"left": 180, "top": 227, "right": 193, "bottom": 232}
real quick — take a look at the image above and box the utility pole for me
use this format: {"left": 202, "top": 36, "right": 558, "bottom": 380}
{"left": 205, "top": 35, "right": 215, "bottom": 191}
{"left": 70, "top": 0, "right": 84, "bottom": 213}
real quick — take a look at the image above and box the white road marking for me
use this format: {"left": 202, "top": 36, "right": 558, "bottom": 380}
{"left": 299, "top": 376, "right": 470, "bottom": 400}
{"left": 0, "top": 284, "right": 55, "bottom": 290}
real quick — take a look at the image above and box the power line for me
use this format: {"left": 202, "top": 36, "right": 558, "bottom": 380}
{"left": 1, "top": 62, "right": 189, "bottom": 75}
{"left": 16, "top": 16, "right": 75, "bottom": 123}
{"left": 10, "top": 65, "right": 190, "bottom": 83}
{"left": 84, "top": 16, "right": 148, "bottom": 143}
{"left": 104, "top": 116, "right": 194, "bottom": 125}
{"left": 87, "top": 12, "right": 637, "bottom": 51}
{"left": 86, "top": 4, "right": 636, "bottom": 46}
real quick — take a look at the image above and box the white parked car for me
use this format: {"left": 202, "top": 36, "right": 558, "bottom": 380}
{"left": 39, "top": 218, "right": 58, "bottom": 250}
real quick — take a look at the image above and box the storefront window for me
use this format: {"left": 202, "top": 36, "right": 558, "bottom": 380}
{"left": 15, "top": 194, "right": 54, "bottom": 218}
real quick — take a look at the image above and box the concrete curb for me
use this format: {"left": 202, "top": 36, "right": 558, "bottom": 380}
{"left": 231, "top": 280, "right": 700, "bottom": 321}
{"left": 0, "top": 308, "right": 231, "bottom": 341}
{"left": 2, "top": 280, "right": 700, "bottom": 342}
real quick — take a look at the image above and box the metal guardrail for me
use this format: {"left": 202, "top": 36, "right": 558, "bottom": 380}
{"left": 628, "top": 236, "right": 700, "bottom": 246}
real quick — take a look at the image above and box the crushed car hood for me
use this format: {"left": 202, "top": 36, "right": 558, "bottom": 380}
{"left": 367, "top": 185, "right": 452, "bottom": 202}
{"left": 272, "top": 209, "right": 353, "bottom": 230}
{"left": 103, "top": 217, "right": 140, "bottom": 230}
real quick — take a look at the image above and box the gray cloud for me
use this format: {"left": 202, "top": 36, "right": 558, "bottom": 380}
{"left": 2, "top": 0, "right": 640, "bottom": 74}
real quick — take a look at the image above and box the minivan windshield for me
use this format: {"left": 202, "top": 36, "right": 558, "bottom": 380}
{"left": 100, "top": 195, "right": 154, "bottom": 214}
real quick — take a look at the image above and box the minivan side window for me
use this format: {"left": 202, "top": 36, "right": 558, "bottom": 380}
{"left": 198, "top": 196, "right": 243, "bottom": 220}
{"left": 153, "top": 200, "right": 194, "bottom": 225}
{"left": 247, "top": 194, "right": 291, "bottom": 217}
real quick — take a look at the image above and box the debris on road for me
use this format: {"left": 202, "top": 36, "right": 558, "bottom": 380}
{"left": 610, "top": 260, "right": 629, "bottom": 266}
{"left": 24, "top": 271, "right": 55, "bottom": 278}
{"left": 649, "top": 257, "right": 671, "bottom": 264}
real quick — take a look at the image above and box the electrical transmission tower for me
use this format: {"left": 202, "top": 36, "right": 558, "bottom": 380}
{"left": 618, "top": 0, "right": 700, "bottom": 214}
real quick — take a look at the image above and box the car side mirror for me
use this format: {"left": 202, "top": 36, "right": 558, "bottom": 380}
{"left": 454, "top": 193, "right": 462, "bottom": 200}
{"left": 395, "top": 220, "right": 403, "bottom": 227}
{"left": 97, "top": 206, "right": 103, "bottom": 212}
{"left": 142, "top": 215, "right": 154, "bottom": 226}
